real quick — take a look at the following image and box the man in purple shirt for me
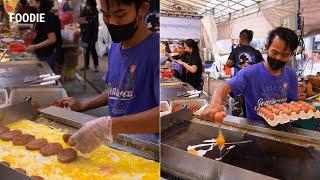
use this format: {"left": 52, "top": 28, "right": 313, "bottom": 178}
{"left": 59, "top": 0, "right": 159, "bottom": 153}
{"left": 202, "top": 27, "right": 305, "bottom": 122}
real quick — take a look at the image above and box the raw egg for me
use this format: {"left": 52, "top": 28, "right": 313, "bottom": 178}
{"left": 214, "top": 111, "right": 225, "bottom": 123}
{"left": 308, "top": 106, "right": 317, "bottom": 112}
{"left": 267, "top": 115, "right": 274, "bottom": 121}
{"left": 216, "top": 133, "right": 225, "bottom": 150}
{"left": 220, "top": 111, "right": 227, "bottom": 117}
{"left": 292, "top": 107, "right": 300, "bottom": 114}
{"left": 188, "top": 149, "right": 197, "bottom": 155}
{"left": 282, "top": 109, "right": 292, "bottom": 115}
{"left": 272, "top": 108, "right": 280, "bottom": 115}
{"left": 302, "top": 106, "right": 309, "bottom": 113}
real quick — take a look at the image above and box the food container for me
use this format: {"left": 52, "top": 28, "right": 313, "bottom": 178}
{"left": 308, "top": 75, "right": 320, "bottom": 88}
{"left": 9, "top": 88, "right": 68, "bottom": 107}
{"left": 8, "top": 43, "right": 26, "bottom": 52}
{"left": 0, "top": 89, "right": 8, "bottom": 108}
{"left": 160, "top": 101, "right": 170, "bottom": 117}
{"left": 170, "top": 99, "right": 208, "bottom": 113}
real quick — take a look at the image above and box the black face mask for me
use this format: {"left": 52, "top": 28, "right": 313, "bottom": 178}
{"left": 106, "top": 17, "right": 139, "bottom": 43}
{"left": 267, "top": 56, "right": 286, "bottom": 70}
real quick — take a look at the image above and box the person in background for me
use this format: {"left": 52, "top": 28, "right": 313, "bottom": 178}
{"left": 0, "top": 0, "right": 9, "bottom": 27}
{"left": 176, "top": 39, "right": 203, "bottom": 90}
{"left": 15, "top": 0, "right": 31, "bottom": 14}
{"left": 226, "top": 29, "right": 264, "bottom": 75}
{"left": 57, "top": 1, "right": 73, "bottom": 29}
{"left": 78, "top": 0, "right": 99, "bottom": 72}
{"left": 26, "top": 0, "right": 61, "bottom": 69}
{"left": 202, "top": 27, "right": 306, "bottom": 124}
{"left": 165, "top": 42, "right": 188, "bottom": 80}
{"left": 226, "top": 29, "right": 264, "bottom": 118}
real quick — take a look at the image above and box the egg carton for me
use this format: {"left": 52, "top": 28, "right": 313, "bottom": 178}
{"left": 258, "top": 109, "right": 320, "bottom": 127}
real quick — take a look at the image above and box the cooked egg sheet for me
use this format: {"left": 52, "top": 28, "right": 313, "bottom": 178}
{"left": 0, "top": 120, "right": 159, "bottom": 180}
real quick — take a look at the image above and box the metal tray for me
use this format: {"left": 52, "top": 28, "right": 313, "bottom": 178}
{"left": 160, "top": 101, "right": 170, "bottom": 117}
{"left": 0, "top": 89, "right": 8, "bottom": 108}
{"left": 9, "top": 88, "right": 68, "bottom": 107}
{"left": 0, "top": 61, "right": 56, "bottom": 88}
{"left": 160, "top": 83, "right": 197, "bottom": 101}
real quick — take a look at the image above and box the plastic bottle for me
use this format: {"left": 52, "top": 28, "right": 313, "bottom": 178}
{"left": 306, "top": 81, "right": 313, "bottom": 97}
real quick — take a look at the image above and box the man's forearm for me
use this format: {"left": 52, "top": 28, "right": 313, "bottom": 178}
{"left": 168, "top": 56, "right": 174, "bottom": 62}
{"left": 111, "top": 107, "right": 159, "bottom": 135}
{"left": 81, "top": 90, "right": 109, "bottom": 111}
{"left": 211, "top": 83, "right": 231, "bottom": 107}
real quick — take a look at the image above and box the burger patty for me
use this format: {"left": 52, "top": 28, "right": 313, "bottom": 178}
{"left": 30, "top": 176, "right": 44, "bottom": 180}
{"left": 62, "top": 133, "right": 71, "bottom": 144}
{"left": 1, "top": 161, "right": 10, "bottom": 166}
{"left": 25, "top": 138, "right": 48, "bottom": 150}
{"left": 0, "top": 130, "right": 22, "bottom": 141}
{"left": 57, "top": 148, "right": 78, "bottom": 163}
{"left": 12, "top": 134, "right": 35, "bottom": 146}
{"left": 39, "top": 142, "right": 63, "bottom": 156}
{"left": 0, "top": 125, "right": 9, "bottom": 134}
{"left": 14, "top": 168, "right": 26, "bottom": 174}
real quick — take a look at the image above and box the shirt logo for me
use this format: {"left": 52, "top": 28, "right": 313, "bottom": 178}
{"left": 238, "top": 52, "right": 253, "bottom": 69}
{"left": 254, "top": 97, "right": 287, "bottom": 111}
{"left": 283, "top": 83, "right": 288, "bottom": 90}
{"left": 130, "top": 64, "right": 136, "bottom": 74}
{"left": 108, "top": 83, "right": 135, "bottom": 100}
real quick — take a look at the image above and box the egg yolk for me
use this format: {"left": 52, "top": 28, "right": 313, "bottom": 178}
{"left": 216, "top": 133, "right": 225, "bottom": 150}
{"left": 188, "top": 149, "right": 197, "bottom": 155}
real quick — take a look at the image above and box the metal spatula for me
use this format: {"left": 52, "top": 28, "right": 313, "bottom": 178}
{"left": 24, "top": 73, "right": 53, "bottom": 83}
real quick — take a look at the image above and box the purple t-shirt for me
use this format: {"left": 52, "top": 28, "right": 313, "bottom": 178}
{"left": 228, "top": 62, "right": 298, "bottom": 121}
{"left": 105, "top": 33, "right": 159, "bottom": 117}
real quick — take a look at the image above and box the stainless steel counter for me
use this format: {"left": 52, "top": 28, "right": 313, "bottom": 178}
{"left": 161, "top": 110, "right": 320, "bottom": 179}
{"left": 0, "top": 61, "right": 60, "bottom": 89}
{"left": 160, "top": 81, "right": 208, "bottom": 101}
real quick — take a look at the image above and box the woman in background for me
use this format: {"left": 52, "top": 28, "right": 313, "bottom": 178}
{"left": 26, "top": 0, "right": 61, "bottom": 69}
{"left": 78, "top": 0, "right": 99, "bottom": 72}
{"left": 176, "top": 39, "right": 203, "bottom": 90}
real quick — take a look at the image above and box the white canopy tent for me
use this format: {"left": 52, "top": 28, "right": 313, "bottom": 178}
{"left": 161, "top": 0, "right": 320, "bottom": 59}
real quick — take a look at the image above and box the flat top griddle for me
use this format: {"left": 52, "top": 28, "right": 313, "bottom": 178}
{"left": 161, "top": 119, "right": 320, "bottom": 180}
{"left": 160, "top": 83, "right": 207, "bottom": 101}
{"left": 0, "top": 61, "right": 54, "bottom": 88}
{"left": 160, "top": 84, "right": 188, "bottom": 101}
{"left": 0, "top": 102, "right": 159, "bottom": 179}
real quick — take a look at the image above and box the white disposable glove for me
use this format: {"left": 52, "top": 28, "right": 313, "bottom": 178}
{"left": 68, "top": 116, "right": 113, "bottom": 154}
